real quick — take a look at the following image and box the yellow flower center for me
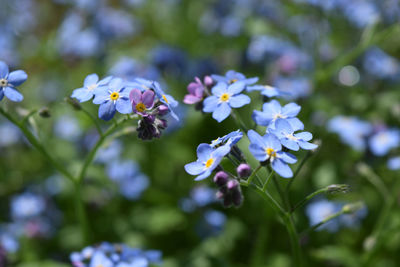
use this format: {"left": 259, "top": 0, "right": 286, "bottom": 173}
{"left": 110, "top": 92, "right": 119, "bottom": 100}
{"left": 220, "top": 93, "right": 230, "bottom": 102}
{"left": 265, "top": 148, "right": 276, "bottom": 158}
{"left": 162, "top": 94, "right": 169, "bottom": 104}
{"left": 0, "top": 79, "right": 8, "bottom": 87}
{"left": 136, "top": 102, "right": 146, "bottom": 112}
{"left": 229, "top": 79, "right": 238, "bottom": 84}
{"left": 205, "top": 158, "right": 214, "bottom": 168}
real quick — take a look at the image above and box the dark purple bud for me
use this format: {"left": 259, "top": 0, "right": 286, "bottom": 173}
{"left": 223, "top": 194, "right": 233, "bottom": 208}
{"left": 237, "top": 163, "right": 252, "bottom": 178}
{"left": 227, "top": 180, "right": 239, "bottom": 190}
{"left": 213, "top": 171, "right": 229, "bottom": 187}
{"left": 232, "top": 188, "right": 243, "bottom": 207}
{"left": 157, "top": 105, "right": 169, "bottom": 116}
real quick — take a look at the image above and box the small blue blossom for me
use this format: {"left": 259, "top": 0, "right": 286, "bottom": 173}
{"left": 247, "top": 84, "right": 282, "bottom": 98}
{"left": 203, "top": 82, "right": 250, "bottom": 122}
{"left": 252, "top": 99, "right": 303, "bottom": 130}
{"left": 179, "top": 186, "right": 217, "bottom": 213}
{"left": 11, "top": 192, "right": 46, "bottom": 221}
{"left": 270, "top": 119, "right": 317, "bottom": 151}
{"left": 363, "top": 47, "right": 399, "bottom": 79}
{"left": 0, "top": 61, "right": 27, "bottom": 102}
{"left": 93, "top": 78, "right": 132, "bottom": 121}
{"left": 90, "top": 251, "right": 113, "bottom": 267}
{"left": 210, "top": 130, "right": 243, "bottom": 148}
{"left": 71, "top": 73, "right": 112, "bottom": 102}
{"left": 388, "top": 156, "right": 400, "bottom": 170}
{"left": 368, "top": 128, "right": 400, "bottom": 156}
{"left": 211, "top": 70, "right": 258, "bottom": 86}
{"left": 185, "top": 143, "right": 231, "bottom": 181}
{"left": 306, "top": 199, "right": 341, "bottom": 232}
{"left": 328, "top": 116, "right": 372, "bottom": 151}
{"left": 54, "top": 115, "right": 81, "bottom": 141}
{"left": 247, "top": 130, "right": 297, "bottom": 178}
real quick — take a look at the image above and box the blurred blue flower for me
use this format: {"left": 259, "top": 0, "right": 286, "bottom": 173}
{"left": 363, "top": 47, "right": 399, "bottom": 79}
{"left": 204, "top": 209, "right": 226, "bottom": 230}
{"left": 327, "top": 116, "right": 372, "bottom": 151}
{"left": 342, "top": 1, "right": 380, "bottom": 28}
{"left": 71, "top": 243, "right": 162, "bottom": 267}
{"left": 109, "top": 57, "right": 160, "bottom": 82}
{"left": 95, "top": 140, "right": 123, "bottom": 164}
{"left": 203, "top": 82, "right": 250, "bottom": 122}
{"left": 107, "top": 160, "right": 149, "bottom": 200}
{"left": 11, "top": 192, "right": 46, "bottom": 221}
{"left": 270, "top": 119, "right": 317, "bottom": 151}
{"left": 71, "top": 74, "right": 112, "bottom": 103}
{"left": 179, "top": 186, "right": 217, "bottom": 213}
{"left": 211, "top": 70, "right": 258, "bottom": 86}
{"left": 0, "top": 61, "right": 27, "bottom": 102}
{"left": 248, "top": 130, "right": 297, "bottom": 178}
{"left": 54, "top": 115, "right": 81, "bottom": 141}
{"left": 306, "top": 199, "right": 342, "bottom": 232}
{"left": 0, "top": 121, "right": 21, "bottom": 147}
{"left": 185, "top": 143, "right": 230, "bottom": 181}
{"left": 388, "top": 156, "right": 400, "bottom": 170}
{"left": 272, "top": 76, "right": 312, "bottom": 100}
{"left": 0, "top": 226, "right": 19, "bottom": 253}
{"left": 252, "top": 99, "right": 303, "bottom": 130}
{"left": 95, "top": 7, "right": 138, "bottom": 39}
{"left": 368, "top": 128, "right": 400, "bottom": 156}
{"left": 93, "top": 78, "right": 132, "bottom": 121}
{"left": 151, "top": 45, "right": 188, "bottom": 78}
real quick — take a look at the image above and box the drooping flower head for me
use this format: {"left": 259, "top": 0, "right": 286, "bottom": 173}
{"left": 203, "top": 82, "right": 250, "bottom": 122}
{"left": 269, "top": 119, "right": 317, "bottom": 151}
{"left": 71, "top": 73, "right": 112, "bottom": 102}
{"left": 185, "top": 144, "right": 230, "bottom": 181}
{"left": 0, "top": 61, "right": 27, "bottom": 102}
{"left": 252, "top": 99, "right": 303, "bottom": 130}
{"left": 247, "top": 130, "right": 297, "bottom": 178}
{"left": 93, "top": 78, "right": 132, "bottom": 121}
{"left": 211, "top": 70, "right": 258, "bottom": 86}
{"left": 129, "top": 88, "right": 155, "bottom": 116}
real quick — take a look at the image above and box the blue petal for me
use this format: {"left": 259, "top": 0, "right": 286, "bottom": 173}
{"left": 7, "top": 70, "right": 27, "bottom": 86}
{"left": 279, "top": 152, "right": 297, "bottom": 164}
{"left": 93, "top": 90, "right": 110, "bottom": 104}
{"left": 98, "top": 76, "right": 113, "bottom": 86}
{"left": 203, "top": 96, "right": 219, "bottom": 112}
{"left": 213, "top": 144, "right": 231, "bottom": 158}
{"left": 274, "top": 119, "right": 293, "bottom": 135}
{"left": 71, "top": 88, "right": 93, "bottom": 102}
{"left": 212, "top": 102, "right": 231, "bottom": 122}
{"left": 211, "top": 74, "right": 227, "bottom": 83}
{"left": 272, "top": 159, "right": 293, "bottom": 178}
{"left": 281, "top": 138, "right": 299, "bottom": 151}
{"left": 197, "top": 143, "right": 214, "bottom": 161}
{"left": 247, "top": 130, "right": 266, "bottom": 147}
{"left": 116, "top": 98, "right": 132, "bottom": 114}
{"left": 263, "top": 100, "right": 282, "bottom": 114}
{"left": 263, "top": 133, "right": 282, "bottom": 151}
{"left": 84, "top": 73, "right": 99, "bottom": 86}
{"left": 227, "top": 81, "right": 246, "bottom": 95}
{"left": 98, "top": 101, "right": 116, "bottom": 121}
{"left": 4, "top": 87, "right": 23, "bottom": 102}
{"left": 242, "top": 77, "right": 259, "bottom": 85}
{"left": 288, "top": 118, "right": 304, "bottom": 131}
{"left": 0, "top": 90, "right": 4, "bottom": 101}
{"left": 295, "top": 131, "right": 312, "bottom": 141}
{"left": 0, "top": 61, "right": 9, "bottom": 78}
{"left": 229, "top": 94, "right": 250, "bottom": 108}
{"left": 194, "top": 169, "right": 213, "bottom": 181}
{"left": 226, "top": 70, "right": 244, "bottom": 80}
{"left": 252, "top": 110, "right": 272, "bottom": 126}
{"left": 109, "top": 78, "right": 124, "bottom": 91}
{"left": 282, "top": 102, "right": 301, "bottom": 117}
{"left": 211, "top": 82, "right": 228, "bottom": 96}
{"left": 184, "top": 162, "right": 204, "bottom": 175}
{"left": 249, "top": 144, "right": 268, "bottom": 161}
{"left": 246, "top": 85, "right": 264, "bottom": 92}
{"left": 299, "top": 141, "right": 318, "bottom": 150}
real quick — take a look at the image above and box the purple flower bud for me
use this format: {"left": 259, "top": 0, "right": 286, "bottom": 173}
{"left": 236, "top": 163, "right": 252, "bottom": 178}
{"left": 232, "top": 188, "right": 243, "bottom": 207}
{"left": 213, "top": 171, "right": 229, "bottom": 187}
{"left": 157, "top": 104, "right": 169, "bottom": 116}
{"left": 204, "top": 76, "right": 213, "bottom": 87}
{"left": 227, "top": 180, "right": 239, "bottom": 190}
{"left": 223, "top": 194, "right": 233, "bottom": 208}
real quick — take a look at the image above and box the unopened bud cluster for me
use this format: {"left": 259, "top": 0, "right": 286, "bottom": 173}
{"left": 213, "top": 171, "right": 243, "bottom": 208}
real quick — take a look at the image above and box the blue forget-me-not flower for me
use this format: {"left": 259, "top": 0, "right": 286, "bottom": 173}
{"left": 93, "top": 78, "right": 132, "bottom": 121}
{"left": 368, "top": 128, "right": 400, "bottom": 156}
{"left": 248, "top": 130, "right": 297, "bottom": 178}
{"left": 211, "top": 70, "right": 258, "bottom": 86}
{"left": 71, "top": 73, "right": 112, "bottom": 102}
{"left": 0, "top": 61, "right": 27, "bottom": 102}
{"left": 203, "top": 82, "right": 251, "bottom": 122}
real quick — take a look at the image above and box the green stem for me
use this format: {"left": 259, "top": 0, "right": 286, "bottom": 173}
{"left": 262, "top": 170, "right": 274, "bottom": 192}
{"left": 246, "top": 165, "right": 262, "bottom": 185}
{"left": 291, "top": 187, "right": 328, "bottom": 213}
{"left": 357, "top": 162, "right": 390, "bottom": 203}
{"left": 0, "top": 107, "right": 74, "bottom": 181}
{"left": 74, "top": 181, "right": 90, "bottom": 244}
{"left": 231, "top": 109, "right": 249, "bottom": 133}
{"left": 81, "top": 108, "right": 103, "bottom": 136}
{"left": 285, "top": 152, "right": 311, "bottom": 194}
{"left": 77, "top": 116, "right": 133, "bottom": 183}
{"left": 284, "top": 213, "right": 303, "bottom": 267}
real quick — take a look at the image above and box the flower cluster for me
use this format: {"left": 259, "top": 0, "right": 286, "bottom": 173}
{"left": 71, "top": 74, "right": 179, "bottom": 140}
{"left": 70, "top": 242, "right": 162, "bottom": 267}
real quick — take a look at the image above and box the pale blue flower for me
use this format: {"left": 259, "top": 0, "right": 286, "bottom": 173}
{"left": 71, "top": 73, "right": 112, "bottom": 102}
